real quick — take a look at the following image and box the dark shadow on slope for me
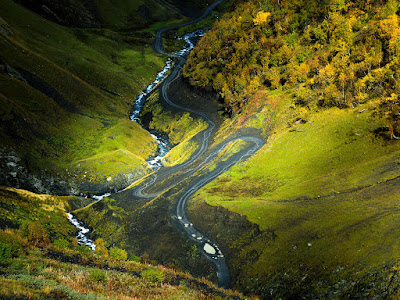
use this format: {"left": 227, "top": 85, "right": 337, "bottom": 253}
{"left": 13, "top": 0, "right": 101, "bottom": 28}
{"left": 17, "top": 68, "right": 82, "bottom": 114}
{"left": 0, "top": 58, "right": 81, "bottom": 114}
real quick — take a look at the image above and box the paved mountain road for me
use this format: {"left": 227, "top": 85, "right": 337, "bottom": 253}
{"left": 126, "top": 1, "right": 264, "bottom": 288}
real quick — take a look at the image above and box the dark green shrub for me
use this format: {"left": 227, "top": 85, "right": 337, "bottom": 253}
{"left": 54, "top": 238, "right": 70, "bottom": 249}
{"left": 140, "top": 252, "right": 150, "bottom": 264}
{"left": 140, "top": 268, "right": 165, "bottom": 283}
{"left": 0, "top": 242, "right": 11, "bottom": 264}
{"left": 109, "top": 246, "right": 127, "bottom": 261}
{"left": 27, "top": 221, "right": 50, "bottom": 247}
{"left": 129, "top": 254, "right": 141, "bottom": 263}
{"left": 0, "top": 231, "right": 26, "bottom": 259}
{"left": 76, "top": 244, "right": 91, "bottom": 255}
{"left": 19, "top": 220, "right": 30, "bottom": 237}
{"left": 94, "top": 238, "right": 108, "bottom": 258}
{"left": 90, "top": 268, "right": 106, "bottom": 282}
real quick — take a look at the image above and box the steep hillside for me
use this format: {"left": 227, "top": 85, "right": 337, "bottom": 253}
{"left": 14, "top": 0, "right": 217, "bottom": 28}
{"left": 0, "top": 186, "right": 245, "bottom": 300}
{"left": 182, "top": 0, "right": 400, "bottom": 298}
{"left": 184, "top": 0, "right": 400, "bottom": 125}
{"left": 7, "top": 0, "right": 400, "bottom": 298}
{"left": 0, "top": 0, "right": 177, "bottom": 194}
{"left": 0, "top": 1, "right": 249, "bottom": 297}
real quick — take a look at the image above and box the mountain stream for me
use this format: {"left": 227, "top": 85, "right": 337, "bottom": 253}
{"left": 67, "top": 30, "right": 207, "bottom": 251}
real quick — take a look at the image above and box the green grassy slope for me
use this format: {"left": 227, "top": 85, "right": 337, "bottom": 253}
{"left": 0, "top": 0, "right": 178, "bottom": 194}
{"left": 188, "top": 90, "right": 400, "bottom": 297}
{"left": 181, "top": 0, "right": 400, "bottom": 298}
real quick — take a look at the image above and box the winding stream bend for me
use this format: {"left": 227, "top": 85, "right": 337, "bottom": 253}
{"left": 124, "top": 0, "right": 264, "bottom": 289}
{"left": 67, "top": 213, "right": 96, "bottom": 251}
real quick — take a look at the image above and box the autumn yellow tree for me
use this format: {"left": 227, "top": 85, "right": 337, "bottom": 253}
{"left": 94, "top": 238, "right": 108, "bottom": 258}
{"left": 183, "top": 0, "right": 400, "bottom": 114}
{"left": 27, "top": 221, "right": 50, "bottom": 247}
{"left": 253, "top": 11, "right": 271, "bottom": 26}
{"left": 380, "top": 15, "right": 400, "bottom": 58}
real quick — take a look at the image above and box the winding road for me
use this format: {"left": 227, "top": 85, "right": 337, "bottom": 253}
{"left": 127, "top": 1, "right": 264, "bottom": 289}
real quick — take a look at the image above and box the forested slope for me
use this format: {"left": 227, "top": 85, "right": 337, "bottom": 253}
{"left": 184, "top": 0, "right": 400, "bottom": 134}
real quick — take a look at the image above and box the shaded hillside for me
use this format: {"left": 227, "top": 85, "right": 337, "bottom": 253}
{"left": 0, "top": 0, "right": 190, "bottom": 194}
{"left": 13, "top": 0, "right": 218, "bottom": 28}
{"left": 13, "top": 0, "right": 101, "bottom": 28}
{"left": 0, "top": 0, "right": 226, "bottom": 195}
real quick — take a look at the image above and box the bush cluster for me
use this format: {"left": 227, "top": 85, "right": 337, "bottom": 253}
{"left": 140, "top": 268, "right": 165, "bottom": 283}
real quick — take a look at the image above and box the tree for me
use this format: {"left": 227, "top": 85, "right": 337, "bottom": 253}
{"left": 317, "top": 63, "right": 336, "bottom": 87}
{"left": 253, "top": 11, "right": 271, "bottom": 26}
{"left": 27, "top": 221, "right": 50, "bottom": 247}
{"left": 379, "top": 93, "right": 400, "bottom": 139}
{"left": 141, "top": 252, "right": 150, "bottom": 264}
{"left": 94, "top": 238, "right": 108, "bottom": 258}
{"left": 379, "top": 15, "right": 400, "bottom": 58}
{"left": 322, "top": 84, "right": 340, "bottom": 107}
{"left": 330, "top": 0, "right": 346, "bottom": 13}
{"left": 266, "top": 67, "right": 281, "bottom": 89}
{"left": 109, "top": 246, "right": 127, "bottom": 261}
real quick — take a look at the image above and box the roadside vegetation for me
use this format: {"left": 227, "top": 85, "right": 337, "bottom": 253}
{"left": 140, "top": 91, "right": 208, "bottom": 166}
